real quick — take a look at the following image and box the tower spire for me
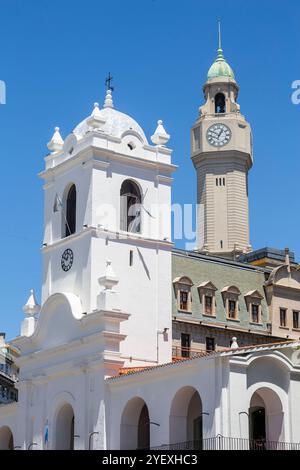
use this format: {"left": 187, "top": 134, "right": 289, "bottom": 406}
{"left": 207, "top": 20, "right": 235, "bottom": 80}
{"left": 218, "top": 19, "right": 222, "bottom": 49}
{"left": 217, "top": 19, "right": 224, "bottom": 61}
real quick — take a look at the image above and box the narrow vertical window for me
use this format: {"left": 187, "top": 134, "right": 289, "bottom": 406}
{"left": 180, "top": 291, "right": 188, "bottom": 311}
{"left": 280, "top": 308, "right": 287, "bottom": 327}
{"left": 204, "top": 295, "right": 213, "bottom": 315}
{"left": 216, "top": 178, "right": 218, "bottom": 186}
{"left": 223, "top": 178, "right": 225, "bottom": 186}
{"left": 251, "top": 304, "right": 259, "bottom": 323}
{"left": 181, "top": 333, "right": 190, "bottom": 358}
{"left": 129, "top": 250, "right": 133, "bottom": 266}
{"left": 65, "top": 184, "right": 76, "bottom": 237}
{"left": 293, "top": 311, "right": 299, "bottom": 329}
{"left": 120, "top": 180, "right": 141, "bottom": 233}
{"left": 206, "top": 337, "right": 215, "bottom": 351}
{"left": 228, "top": 300, "right": 236, "bottom": 319}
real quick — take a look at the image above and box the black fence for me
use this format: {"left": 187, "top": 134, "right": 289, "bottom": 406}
{"left": 150, "top": 435, "right": 300, "bottom": 451}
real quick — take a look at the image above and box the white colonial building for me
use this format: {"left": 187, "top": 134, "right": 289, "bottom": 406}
{"left": 1, "top": 35, "right": 300, "bottom": 451}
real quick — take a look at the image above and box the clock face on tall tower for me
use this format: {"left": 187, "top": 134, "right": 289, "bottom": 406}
{"left": 61, "top": 249, "right": 74, "bottom": 272}
{"left": 206, "top": 123, "right": 231, "bottom": 147}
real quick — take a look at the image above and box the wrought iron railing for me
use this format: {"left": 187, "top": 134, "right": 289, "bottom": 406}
{"left": 0, "top": 388, "right": 18, "bottom": 405}
{"left": 0, "top": 363, "right": 18, "bottom": 382}
{"left": 150, "top": 435, "right": 300, "bottom": 451}
{"left": 172, "top": 346, "right": 210, "bottom": 360}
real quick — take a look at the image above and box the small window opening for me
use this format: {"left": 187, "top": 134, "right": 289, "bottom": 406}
{"left": 280, "top": 308, "right": 287, "bottom": 327}
{"left": 223, "top": 178, "right": 225, "bottom": 186}
{"left": 293, "top": 311, "right": 299, "bottom": 329}
{"left": 181, "top": 333, "right": 191, "bottom": 358}
{"left": 129, "top": 250, "right": 133, "bottom": 266}
{"left": 215, "top": 93, "right": 226, "bottom": 114}
{"left": 180, "top": 291, "right": 189, "bottom": 311}
{"left": 65, "top": 184, "right": 76, "bottom": 237}
{"left": 206, "top": 337, "right": 215, "bottom": 351}
{"left": 120, "top": 180, "right": 141, "bottom": 233}
{"left": 204, "top": 295, "right": 213, "bottom": 315}
{"left": 251, "top": 304, "right": 259, "bottom": 323}
{"left": 216, "top": 179, "right": 218, "bottom": 186}
{"left": 228, "top": 300, "right": 237, "bottom": 319}
{"left": 128, "top": 142, "right": 135, "bottom": 151}
{"left": 220, "top": 240, "right": 223, "bottom": 249}
{"left": 219, "top": 178, "right": 222, "bottom": 186}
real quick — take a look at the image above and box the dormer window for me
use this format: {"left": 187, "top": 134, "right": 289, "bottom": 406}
{"left": 228, "top": 300, "right": 237, "bottom": 319}
{"left": 205, "top": 295, "right": 213, "bottom": 315}
{"left": 251, "top": 304, "right": 259, "bottom": 323}
{"left": 180, "top": 291, "right": 188, "bottom": 310}
{"left": 221, "top": 286, "right": 241, "bottom": 321}
{"left": 215, "top": 93, "right": 226, "bottom": 114}
{"left": 173, "top": 276, "right": 193, "bottom": 313}
{"left": 198, "top": 281, "right": 217, "bottom": 317}
{"left": 244, "top": 290, "right": 264, "bottom": 324}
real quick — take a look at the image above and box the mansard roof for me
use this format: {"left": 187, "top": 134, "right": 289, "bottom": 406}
{"left": 172, "top": 248, "right": 270, "bottom": 330}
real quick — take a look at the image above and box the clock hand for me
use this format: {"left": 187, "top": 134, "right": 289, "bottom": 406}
{"left": 210, "top": 131, "right": 218, "bottom": 138}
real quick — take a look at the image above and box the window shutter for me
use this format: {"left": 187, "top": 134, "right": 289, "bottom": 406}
{"left": 120, "top": 195, "right": 127, "bottom": 231}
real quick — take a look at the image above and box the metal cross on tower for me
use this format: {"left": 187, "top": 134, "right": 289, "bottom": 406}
{"left": 105, "top": 72, "right": 114, "bottom": 92}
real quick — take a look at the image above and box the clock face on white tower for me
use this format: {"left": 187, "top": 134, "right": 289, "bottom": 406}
{"left": 61, "top": 249, "right": 74, "bottom": 272}
{"left": 206, "top": 123, "right": 231, "bottom": 147}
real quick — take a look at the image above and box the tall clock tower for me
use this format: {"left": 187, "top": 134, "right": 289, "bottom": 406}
{"left": 191, "top": 26, "right": 253, "bottom": 258}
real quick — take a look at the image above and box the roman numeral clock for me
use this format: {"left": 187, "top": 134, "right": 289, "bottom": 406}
{"left": 61, "top": 248, "right": 74, "bottom": 272}
{"left": 206, "top": 123, "right": 231, "bottom": 147}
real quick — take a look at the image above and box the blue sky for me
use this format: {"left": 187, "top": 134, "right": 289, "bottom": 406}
{"left": 0, "top": 0, "right": 299, "bottom": 339}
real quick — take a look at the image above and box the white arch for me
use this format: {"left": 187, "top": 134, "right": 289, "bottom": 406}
{"left": 53, "top": 402, "right": 75, "bottom": 450}
{"left": 169, "top": 386, "right": 203, "bottom": 445}
{"left": 247, "top": 383, "right": 287, "bottom": 443}
{"left": 47, "top": 391, "right": 76, "bottom": 450}
{"left": 245, "top": 351, "right": 294, "bottom": 371}
{"left": 120, "top": 179, "right": 143, "bottom": 234}
{"left": 120, "top": 396, "right": 149, "bottom": 450}
{"left": 0, "top": 426, "right": 14, "bottom": 450}
{"left": 121, "top": 129, "right": 145, "bottom": 144}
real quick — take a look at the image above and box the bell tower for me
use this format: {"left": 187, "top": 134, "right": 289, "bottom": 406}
{"left": 191, "top": 23, "right": 253, "bottom": 258}
{"left": 39, "top": 88, "right": 176, "bottom": 367}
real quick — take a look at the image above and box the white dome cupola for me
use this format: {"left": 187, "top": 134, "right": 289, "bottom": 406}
{"left": 73, "top": 89, "right": 148, "bottom": 145}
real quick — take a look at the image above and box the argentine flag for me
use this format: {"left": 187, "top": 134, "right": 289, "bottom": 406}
{"left": 44, "top": 422, "right": 49, "bottom": 446}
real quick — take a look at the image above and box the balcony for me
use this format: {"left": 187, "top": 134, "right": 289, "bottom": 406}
{"left": 151, "top": 436, "right": 300, "bottom": 451}
{"left": 0, "top": 386, "right": 18, "bottom": 405}
{"left": 0, "top": 363, "right": 18, "bottom": 382}
{"left": 172, "top": 346, "right": 212, "bottom": 360}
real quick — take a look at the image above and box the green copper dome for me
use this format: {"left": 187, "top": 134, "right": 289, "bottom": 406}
{"left": 207, "top": 22, "right": 235, "bottom": 80}
{"left": 207, "top": 47, "right": 235, "bottom": 80}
